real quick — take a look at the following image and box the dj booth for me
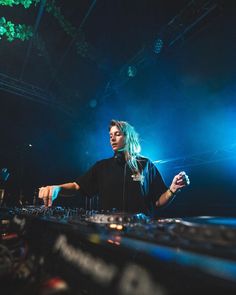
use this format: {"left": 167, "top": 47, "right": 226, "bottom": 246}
{"left": 1, "top": 206, "right": 236, "bottom": 294}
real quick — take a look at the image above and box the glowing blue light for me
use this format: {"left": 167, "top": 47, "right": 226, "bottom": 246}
{"left": 127, "top": 65, "right": 137, "bottom": 78}
{"left": 89, "top": 99, "right": 97, "bottom": 108}
{"left": 154, "top": 39, "right": 163, "bottom": 54}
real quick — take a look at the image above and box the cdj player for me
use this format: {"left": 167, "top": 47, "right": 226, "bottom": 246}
{"left": 1, "top": 206, "right": 236, "bottom": 294}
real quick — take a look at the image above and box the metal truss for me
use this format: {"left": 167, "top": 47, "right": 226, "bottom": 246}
{"left": 106, "top": 0, "right": 221, "bottom": 94}
{"left": 0, "top": 72, "right": 74, "bottom": 117}
{"left": 154, "top": 143, "right": 236, "bottom": 170}
{"left": 161, "top": 0, "right": 220, "bottom": 48}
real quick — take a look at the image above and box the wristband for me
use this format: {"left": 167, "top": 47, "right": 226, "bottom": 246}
{"left": 165, "top": 188, "right": 175, "bottom": 201}
{"left": 168, "top": 188, "right": 176, "bottom": 196}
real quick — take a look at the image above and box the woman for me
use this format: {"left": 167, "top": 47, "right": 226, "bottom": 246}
{"left": 39, "top": 120, "right": 189, "bottom": 216}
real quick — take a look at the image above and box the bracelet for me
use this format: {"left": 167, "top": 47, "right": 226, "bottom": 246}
{"left": 165, "top": 188, "right": 175, "bottom": 200}
{"left": 168, "top": 188, "right": 176, "bottom": 196}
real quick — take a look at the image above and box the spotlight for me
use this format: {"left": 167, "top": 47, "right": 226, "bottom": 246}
{"left": 89, "top": 99, "right": 97, "bottom": 108}
{"left": 153, "top": 38, "right": 163, "bottom": 54}
{"left": 127, "top": 65, "right": 137, "bottom": 78}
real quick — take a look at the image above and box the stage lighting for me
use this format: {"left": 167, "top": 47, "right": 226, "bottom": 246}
{"left": 127, "top": 65, "right": 137, "bottom": 78}
{"left": 153, "top": 38, "right": 163, "bottom": 54}
{"left": 89, "top": 99, "right": 97, "bottom": 108}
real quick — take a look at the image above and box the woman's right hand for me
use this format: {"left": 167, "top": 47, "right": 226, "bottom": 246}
{"left": 38, "top": 185, "right": 61, "bottom": 207}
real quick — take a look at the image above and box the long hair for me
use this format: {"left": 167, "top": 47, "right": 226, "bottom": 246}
{"left": 109, "top": 120, "right": 141, "bottom": 173}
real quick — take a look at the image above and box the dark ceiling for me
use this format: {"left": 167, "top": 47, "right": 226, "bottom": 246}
{"left": 1, "top": 0, "right": 206, "bottom": 112}
{"left": 0, "top": 0, "right": 236, "bottom": 213}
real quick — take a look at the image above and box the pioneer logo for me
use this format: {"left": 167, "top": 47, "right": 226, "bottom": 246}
{"left": 54, "top": 234, "right": 118, "bottom": 285}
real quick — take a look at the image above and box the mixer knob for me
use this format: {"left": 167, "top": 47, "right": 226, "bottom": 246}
{"left": 117, "top": 216, "right": 123, "bottom": 223}
{"left": 108, "top": 216, "right": 114, "bottom": 222}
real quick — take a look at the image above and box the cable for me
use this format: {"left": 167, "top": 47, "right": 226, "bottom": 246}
{"left": 122, "top": 163, "right": 127, "bottom": 213}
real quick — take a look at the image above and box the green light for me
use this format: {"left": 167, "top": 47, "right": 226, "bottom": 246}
{"left": 0, "top": 1, "right": 39, "bottom": 9}
{"left": 0, "top": 17, "right": 33, "bottom": 41}
{"left": 0, "top": 0, "right": 89, "bottom": 58}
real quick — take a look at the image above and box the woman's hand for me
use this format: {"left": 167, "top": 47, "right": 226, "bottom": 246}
{"left": 170, "top": 171, "right": 190, "bottom": 193}
{"left": 38, "top": 185, "right": 61, "bottom": 207}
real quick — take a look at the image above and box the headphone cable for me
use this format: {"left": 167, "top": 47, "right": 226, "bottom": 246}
{"left": 122, "top": 163, "right": 127, "bottom": 213}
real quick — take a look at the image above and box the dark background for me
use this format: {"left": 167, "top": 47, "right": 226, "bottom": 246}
{"left": 0, "top": 0, "right": 235, "bottom": 217}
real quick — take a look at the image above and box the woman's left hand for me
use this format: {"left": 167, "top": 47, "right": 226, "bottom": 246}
{"left": 170, "top": 171, "right": 190, "bottom": 193}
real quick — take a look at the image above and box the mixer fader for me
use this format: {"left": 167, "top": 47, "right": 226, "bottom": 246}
{"left": 1, "top": 206, "right": 236, "bottom": 294}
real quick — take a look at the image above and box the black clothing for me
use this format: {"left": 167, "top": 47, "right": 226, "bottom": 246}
{"left": 76, "top": 155, "right": 167, "bottom": 216}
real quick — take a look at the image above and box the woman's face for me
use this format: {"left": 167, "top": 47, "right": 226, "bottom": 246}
{"left": 109, "top": 125, "right": 125, "bottom": 152}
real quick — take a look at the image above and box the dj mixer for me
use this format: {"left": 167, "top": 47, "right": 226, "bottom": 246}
{"left": 1, "top": 206, "right": 236, "bottom": 294}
